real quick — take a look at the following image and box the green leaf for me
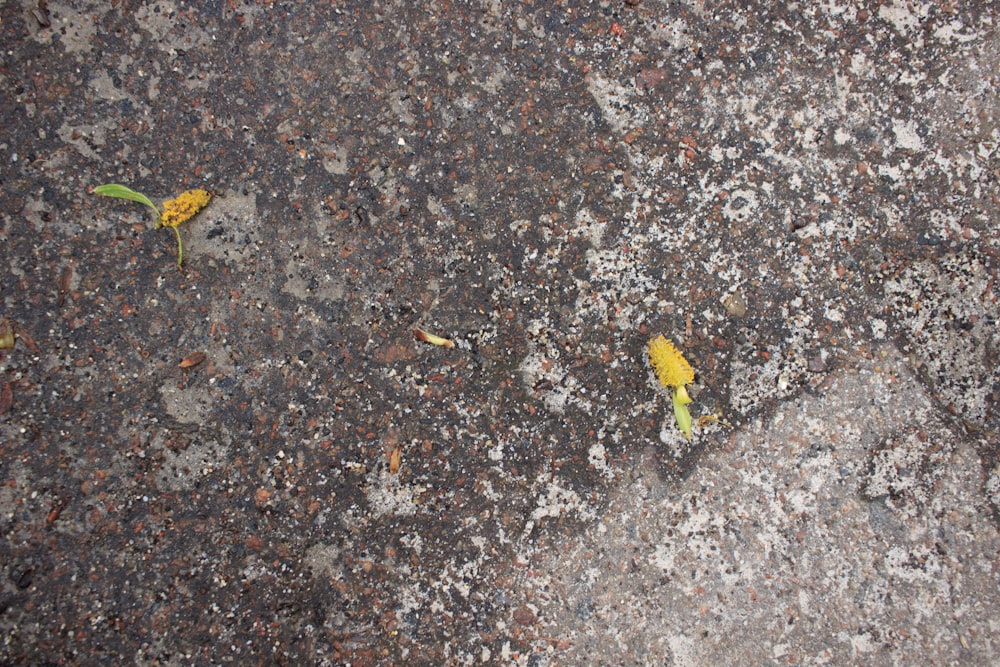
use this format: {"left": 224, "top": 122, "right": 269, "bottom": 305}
{"left": 94, "top": 184, "right": 160, "bottom": 221}
{"left": 672, "top": 386, "right": 693, "bottom": 440}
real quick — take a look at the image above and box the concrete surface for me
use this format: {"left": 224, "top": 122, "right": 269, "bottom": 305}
{"left": 0, "top": 0, "right": 997, "bottom": 665}
{"left": 515, "top": 345, "right": 999, "bottom": 665}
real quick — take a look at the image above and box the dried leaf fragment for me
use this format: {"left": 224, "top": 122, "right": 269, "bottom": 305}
{"left": 33, "top": 1, "right": 51, "bottom": 28}
{"left": 0, "top": 382, "right": 13, "bottom": 415}
{"left": 58, "top": 265, "right": 73, "bottom": 306}
{"left": 722, "top": 290, "right": 747, "bottom": 318}
{"left": 697, "top": 413, "right": 724, "bottom": 428}
{"left": 16, "top": 327, "right": 39, "bottom": 354}
{"left": 47, "top": 499, "right": 65, "bottom": 524}
{"left": 413, "top": 327, "right": 454, "bottom": 348}
{"left": 0, "top": 319, "right": 14, "bottom": 350}
{"left": 179, "top": 351, "right": 206, "bottom": 368}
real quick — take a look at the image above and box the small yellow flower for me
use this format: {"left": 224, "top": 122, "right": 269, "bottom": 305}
{"left": 156, "top": 189, "right": 210, "bottom": 266}
{"left": 647, "top": 335, "right": 694, "bottom": 388}
{"left": 158, "top": 189, "right": 211, "bottom": 229}
{"left": 94, "top": 184, "right": 213, "bottom": 267}
{"left": 648, "top": 335, "right": 696, "bottom": 440}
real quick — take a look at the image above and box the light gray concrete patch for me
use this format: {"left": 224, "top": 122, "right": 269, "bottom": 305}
{"left": 515, "top": 345, "right": 999, "bottom": 665}
{"left": 185, "top": 188, "right": 262, "bottom": 266}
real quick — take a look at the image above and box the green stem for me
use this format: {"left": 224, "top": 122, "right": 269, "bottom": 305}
{"left": 172, "top": 226, "right": 184, "bottom": 266}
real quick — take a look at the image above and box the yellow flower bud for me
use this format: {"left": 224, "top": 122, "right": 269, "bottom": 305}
{"left": 647, "top": 335, "right": 694, "bottom": 388}
{"left": 158, "top": 189, "right": 211, "bottom": 229}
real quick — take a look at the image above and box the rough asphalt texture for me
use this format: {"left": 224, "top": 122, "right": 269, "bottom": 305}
{"left": 1, "top": 1, "right": 998, "bottom": 665}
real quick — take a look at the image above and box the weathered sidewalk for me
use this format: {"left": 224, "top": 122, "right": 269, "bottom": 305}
{"left": 1, "top": 1, "right": 997, "bottom": 664}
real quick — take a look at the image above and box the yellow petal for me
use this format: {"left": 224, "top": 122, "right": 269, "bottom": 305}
{"left": 648, "top": 335, "right": 694, "bottom": 388}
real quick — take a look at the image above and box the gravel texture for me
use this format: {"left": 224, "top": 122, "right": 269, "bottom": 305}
{"left": 0, "top": 1, "right": 997, "bottom": 665}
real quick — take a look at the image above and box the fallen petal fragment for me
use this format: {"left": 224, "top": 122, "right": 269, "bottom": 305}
{"left": 413, "top": 327, "right": 455, "bottom": 348}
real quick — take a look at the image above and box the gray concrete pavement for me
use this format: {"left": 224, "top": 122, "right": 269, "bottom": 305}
{"left": 1, "top": 1, "right": 996, "bottom": 664}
